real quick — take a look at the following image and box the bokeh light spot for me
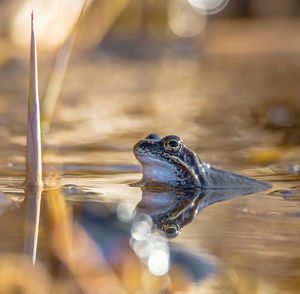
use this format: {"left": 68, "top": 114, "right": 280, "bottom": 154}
{"left": 188, "top": 0, "right": 230, "bottom": 15}
{"left": 148, "top": 250, "right": 170, "bottom": 276}
{"left": 168, "top": 0, "right": 206, "bottom": 38}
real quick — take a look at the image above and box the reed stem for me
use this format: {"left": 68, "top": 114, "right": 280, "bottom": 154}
{"left": 25, "top": 11, "right": 43, "bottom": 188}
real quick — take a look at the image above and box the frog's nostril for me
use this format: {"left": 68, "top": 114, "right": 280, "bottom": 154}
{"left": 134, "top": 139, "right": 154, "bottom": 152}
{"left": 134, "top": 140, "right": 149, "bottom": 152}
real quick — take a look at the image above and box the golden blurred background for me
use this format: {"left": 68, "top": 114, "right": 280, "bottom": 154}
{"left": 0, "top": 1, "right": 300, "bottom": 293}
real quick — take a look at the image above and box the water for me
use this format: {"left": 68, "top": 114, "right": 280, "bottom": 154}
{"left": 0, "top": 48, "right": 300, "bottom": 293}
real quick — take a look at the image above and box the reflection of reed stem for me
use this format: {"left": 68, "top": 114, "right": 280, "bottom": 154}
{"left": 24, "top": 186, "right": 42, "bottom": 265}
{"left": 25, "top": 11, "right": 43, "bottom": 189}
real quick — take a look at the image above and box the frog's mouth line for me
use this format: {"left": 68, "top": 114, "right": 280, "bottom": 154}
{"left": 134, "top": 153, "right": 168, "bottom": 164}
{"left": 134, "top": 151, "right": 201, "bottom": 187}
{"left": 134, "top": 150, "right": 174, "bottom": 162}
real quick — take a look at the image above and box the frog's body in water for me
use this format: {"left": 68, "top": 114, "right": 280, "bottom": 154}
{"left": 133, "top": 134, "right": 271, "bottom": 191}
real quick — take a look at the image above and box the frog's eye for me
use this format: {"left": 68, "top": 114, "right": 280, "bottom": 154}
{"left": 161, "top": 223, "right": 180, "bottom": 238}
{"left": 164, "top": 139, "right": 182, "bottom": 152}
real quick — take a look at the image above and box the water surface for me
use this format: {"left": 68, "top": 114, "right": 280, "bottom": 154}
{"left": 0, "top": 47, "right": 300, "bottom": 293}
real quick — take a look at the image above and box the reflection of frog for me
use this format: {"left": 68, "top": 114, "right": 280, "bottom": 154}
{"left": 136, "top": 186, "right": 261, "bottom": 238}
{"left": 134, "top": 134, "right": 271, "bottom": 190}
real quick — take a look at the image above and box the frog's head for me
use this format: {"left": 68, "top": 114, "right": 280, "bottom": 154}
{"left": 133, "top": 134, "right": 202, "bottom": 188}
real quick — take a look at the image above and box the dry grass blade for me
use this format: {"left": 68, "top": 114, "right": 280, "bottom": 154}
{"left": 40, "top": 0, "right": 89, "bottom": 134}
{"left": 41, "top": 0, "right": 132, "bottom": 133}
{"left": 25, "top": 11, "right": 43, "bottom": 188}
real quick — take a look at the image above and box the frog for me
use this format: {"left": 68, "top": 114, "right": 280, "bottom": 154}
{"left": 133, "top": 134, "right": 271, "bottom": 190}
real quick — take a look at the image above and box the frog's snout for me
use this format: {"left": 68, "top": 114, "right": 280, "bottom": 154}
{"left": 133, "top": 139, "right": 154, "bottom": 152}
{"left": 133, "top": 139, "right": 156, "bottom": 157}
{"left": 133, "top": 140, "right": 144, "bottom": 153}
{"left": 133, "top": 140, "right": 147, "bottom": 157}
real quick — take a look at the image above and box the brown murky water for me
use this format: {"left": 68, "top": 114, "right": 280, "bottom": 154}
{"left": 0, "top": 31, "right": 300, "bottom": 292}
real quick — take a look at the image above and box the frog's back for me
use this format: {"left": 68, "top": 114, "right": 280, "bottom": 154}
{"left": 200, "top": 164, "right": 271, "bottom": 191}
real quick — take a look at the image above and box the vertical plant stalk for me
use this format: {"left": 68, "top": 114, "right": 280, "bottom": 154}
{"left": 25, "top": 11, "right": 43, "bottom": 188}
{"left": 24, "top": 11, "right": 43, "bottom": 265}
{"left": 41, "top": 0, "right": 131, "bottom": 133}
{"left": 41, "top": 0, "right": 89, "bottom": 133}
